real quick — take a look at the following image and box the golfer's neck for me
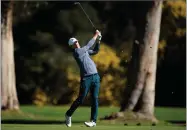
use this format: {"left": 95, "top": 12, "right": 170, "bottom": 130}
{"left": 76, "top": 45, "right": 80, "bottom": 48}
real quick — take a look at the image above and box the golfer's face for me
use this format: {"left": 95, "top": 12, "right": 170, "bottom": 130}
{"left": 74, "top": 41, "right": 78, "bottom": 44}
{"left": 74, "top": 41, "right": 80, "bottom": 48}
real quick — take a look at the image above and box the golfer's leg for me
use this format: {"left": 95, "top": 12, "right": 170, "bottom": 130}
{"left": 66, "top": 78, "right": 91, "bottom": 116}
{"left": 90, "top": 75, "right": 100, "bottom": 122}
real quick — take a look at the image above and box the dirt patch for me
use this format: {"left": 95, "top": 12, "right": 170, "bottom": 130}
{"left": 100, "top": 111, "right": 159, "bottom": 126}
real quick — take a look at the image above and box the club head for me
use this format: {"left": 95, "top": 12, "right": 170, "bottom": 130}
{"left": 74, "top": 2, "right": 80, "bottom": 5}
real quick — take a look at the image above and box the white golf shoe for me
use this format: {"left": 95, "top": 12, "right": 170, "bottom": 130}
{"left": 84, "top": 121, "right": 96, "bottom": 127}
{"left": 65, "top": 114, "right": 72, "bottom": 127}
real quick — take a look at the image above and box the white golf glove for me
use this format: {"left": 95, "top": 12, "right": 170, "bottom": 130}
{"left": 97, "top": 31, "right": 102, "bottom": 41}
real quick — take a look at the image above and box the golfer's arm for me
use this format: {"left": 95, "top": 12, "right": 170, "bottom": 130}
{"left": 88, "top": 42, "right": 100, "bottom": 55}
{"left": 82, "top": 34, "right": 98, "bottom": 51}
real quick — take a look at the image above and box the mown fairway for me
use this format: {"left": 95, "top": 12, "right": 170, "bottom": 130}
{"left": 2, "top": 106, "right": 186, "bottom": 130}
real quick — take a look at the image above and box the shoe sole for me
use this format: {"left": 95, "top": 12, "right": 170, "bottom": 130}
{"left": 84, "top": 122, "right": 96, "bottom": 127}
{"left": 66, "top": 124, "right": 71, "bottom": 127}
{"left": 65, "top": 122, "right": 71, "bottom": 127}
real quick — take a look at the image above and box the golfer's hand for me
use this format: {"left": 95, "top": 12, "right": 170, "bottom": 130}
{"left": 96, "top": 30, "right": 102, "bottom": 41}
{"left": 95, "top": 30, "right": 100, "bottom": 36}
{"left": 93, "top": 30, "right": 101, "bottom": 40}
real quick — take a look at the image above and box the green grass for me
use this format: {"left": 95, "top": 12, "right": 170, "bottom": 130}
{"left": 2, "top": 106, "right": 186, "bottom": 130}
{"left": 2, "top": 124, "right": 186, "bottom": 130}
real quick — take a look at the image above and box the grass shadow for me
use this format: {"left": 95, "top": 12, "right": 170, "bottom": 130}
{"left": 1, "top": 119, "right": 83, "bottom": 125}
{"left": 167, "top": 120, "right": 186, "bottom": 126}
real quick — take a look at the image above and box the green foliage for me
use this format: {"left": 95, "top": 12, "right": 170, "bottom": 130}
{"left": 57, "top": 2, "right": 100, "bottom": 34}
{"left": 12, "top": 1, "right": 50, "bottom": 24}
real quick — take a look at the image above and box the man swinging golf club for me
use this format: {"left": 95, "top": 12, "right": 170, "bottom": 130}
{"left": 65, "top": 30, "right": 102, "bottom": 127}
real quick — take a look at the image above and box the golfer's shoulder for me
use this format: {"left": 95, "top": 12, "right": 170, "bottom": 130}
{"left": 75, "top": 48, "right": 86, "bottom": 54}
{"left": 73, "top": 49, "right": 80, "bottom": 57}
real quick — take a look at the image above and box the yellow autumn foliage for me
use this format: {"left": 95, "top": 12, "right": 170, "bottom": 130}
{"left": 92, "top": 44, "right": 122, "bottom": 71}
{"left": 32, "top": 88, "right": 48, "bottom": 106}
{"left": 158, "top": 40, "right": 167, "bottom": 50}
{"left": 164, "top": 0, "right": 186, "bottom": 38}
{"left": 66, "top": 67, "right": 80, "bottom": 102}
{"left": 159, "top": 0, "right": 186, "bottom": 59}
{"left": 158, "top": 40, "right": 167, "bottom": 60}
{"left": 175, "top": 28, "right": 186, "bottom": 38}
{"left": 165, "top": 0, "right": 186, "bottom": 18}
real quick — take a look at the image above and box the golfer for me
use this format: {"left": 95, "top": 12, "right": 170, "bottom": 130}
{"left": 65, "top": 30, "right": 102, "bottom": 127}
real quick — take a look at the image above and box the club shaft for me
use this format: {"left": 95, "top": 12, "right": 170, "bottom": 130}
{"left": 77, "top": 3, "right": 96, "bottom": 30}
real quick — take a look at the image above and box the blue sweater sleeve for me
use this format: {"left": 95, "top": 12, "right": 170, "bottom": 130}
{"left": 82, "top": 38, "right": 96, "bottom": 51}
{"left": 76, "top": 38, "right": 97, "bottom": 56}
{"left": 88, "top": 42, "right": 100, "bottom": 55}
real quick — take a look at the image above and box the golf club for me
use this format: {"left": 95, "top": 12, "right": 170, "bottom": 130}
{"left": 74, "top": 2, "right": 97, "bottom": 30}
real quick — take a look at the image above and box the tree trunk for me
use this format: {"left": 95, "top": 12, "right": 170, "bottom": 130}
{"left": 1, "top": 1, "right": 19, "bottom": 110}
{"left": 1, "top": 19, "right": 8, "bottom": 109}
{"left": 123, "top": 0, "right": 163, "bottom": 114}
{"left": 120, "top": 40, "right": 142, "bottom": 111}
{"left": 125, "top": 44, "right": 147, "bottom": 110}
{"left": 138, "top": 0, "right": 163, "bottom": 116}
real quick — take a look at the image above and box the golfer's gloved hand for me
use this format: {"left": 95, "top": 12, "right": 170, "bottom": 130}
{"left": 96, "top": 30, "right": 102, "bottom": 41}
